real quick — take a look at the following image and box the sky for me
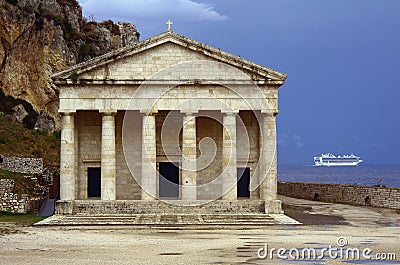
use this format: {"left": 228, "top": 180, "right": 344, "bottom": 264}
{"left": 78, "top": 0, "right": 400, "bottom": 165}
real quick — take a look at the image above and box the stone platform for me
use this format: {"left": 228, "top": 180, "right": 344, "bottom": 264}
{"left": 35, "top": 199, "right": 300, "bottom": 226}
{"left": 55, "top": 199, "right": 279, "bottom": 215}
{"left": 34, "top": 213, "right": 300, "bottom": 226}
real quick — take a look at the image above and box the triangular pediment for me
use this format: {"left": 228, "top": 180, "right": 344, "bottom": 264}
{"left": 52, "top": 31, "right": 287, "bottom": 83}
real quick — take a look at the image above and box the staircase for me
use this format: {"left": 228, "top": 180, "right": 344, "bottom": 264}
{"left": 34, "top": 213, "right": 301, "bottom": 226}
{"left": 34, "top": 199, "right": 301, "bottom": 226}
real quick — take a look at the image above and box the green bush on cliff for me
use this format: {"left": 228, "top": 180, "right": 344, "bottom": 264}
{"left": 18, "top": 4, "right": 34, "bottom": 13}
{"left": 80, "top": 43, "right": 90, "bottom": 57}
{"left": 56, "top": 0, "right": 80, "bottom": 9}
{"left": 0, "top": 117, "right": 60, "bottom": 165}
{"left": 5, "top": 0, "right": 18, "bottom": 6}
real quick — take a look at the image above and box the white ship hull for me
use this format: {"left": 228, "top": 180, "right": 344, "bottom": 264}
{"left": 314, "top": 161, "right": 362, "bottom": 167}
{"left": 314, "top": 153, "right": 363, "bottom": 167}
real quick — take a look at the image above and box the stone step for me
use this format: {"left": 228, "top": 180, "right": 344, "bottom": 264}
{"left": 34, "top": 214, "right": 301, "bottom": 226}
{"left": 57, "top": 200, "right": 267, "bottom": 215}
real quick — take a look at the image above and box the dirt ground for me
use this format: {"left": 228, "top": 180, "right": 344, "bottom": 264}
{"left": 1, "top": 196, "right": 399, "bottom": 265}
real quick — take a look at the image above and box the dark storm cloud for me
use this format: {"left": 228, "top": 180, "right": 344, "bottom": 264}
{"left": 79, "top": 0, "right": 227, "bottom": 23}
{"left": 77, "top": 0, "right": 400, "bottom": 165}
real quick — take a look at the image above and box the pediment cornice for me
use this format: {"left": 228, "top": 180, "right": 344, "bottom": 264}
{"left": 52, "top": 31, "right": 287, "bottom": 82}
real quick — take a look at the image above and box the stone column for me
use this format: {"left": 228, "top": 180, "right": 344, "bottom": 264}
{"left": 260, "top": 111, "right": 281, "bottom": 213}
{"left": 181, "top": 112, "right": 197, "bottom": 200}
{"left": 222, "top": 112, "right": 237, "bottom": 200}
{"left": 60, "top": 112, "right": 76, "bottom": 201}
{"left": 141, "top": 113, "right": 157, "bottom": 200}
{"left": 101, "top": 112, "right": 117, "bottom": 200}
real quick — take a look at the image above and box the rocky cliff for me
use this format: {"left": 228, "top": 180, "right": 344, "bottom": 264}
{"left": 0, "top": 0, "right": 139, "bottom": 128}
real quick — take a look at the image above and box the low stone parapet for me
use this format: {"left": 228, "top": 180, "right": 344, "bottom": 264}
{"left": 0, "top": 193, "right": 30, "bottom": 213}
{"left": 278, "top": 182, "right": 400, "bottom": 210}
{"left": 0, "top": 155, "right": 43, "bottom": 174}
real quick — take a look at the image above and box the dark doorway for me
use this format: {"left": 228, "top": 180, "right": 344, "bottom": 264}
{"left": 237, "top": 167, "right": 250, "bottom": 198}
{"left": 88, "top": 167, "right": 101, "bottom": 198}
{"left": 159, "top": 162, "right": 179, "bottom": 198}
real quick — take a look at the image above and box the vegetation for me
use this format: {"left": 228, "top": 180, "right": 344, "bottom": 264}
{"left": 59, "top": 17, "right": 80, "bottom": 40}
{"left": 5, "top": 0, "right": 18, "bottom": 6}
{"left": 1, "top": 3, "right": 10, "bottom": 10}
{"left": 1, "top": 0, "right": 138, "bottom": 63}
{"left": 0, "top": 117, "right": 60, "bottom": 165}
{"left": 0, "top": 211, "right": 46, "bottom": 225}
{"left": 18, "top": 4, "right": 34, "bottom": 13}
{"left": 55, "top": 0, "right": 80, "bottom": 9}
{"left": 68, "top": 71, "right": 79, "bottom": 80}
{"left": 0, "top": 169, "right": 38, "bottom": 195}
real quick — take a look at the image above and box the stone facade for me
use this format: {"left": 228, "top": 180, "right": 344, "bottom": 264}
{"left": 278, "top": 182, "right": 400, "bottom": 210}
{"left": 52, "top": 31, "right": 287, "bottom": 215}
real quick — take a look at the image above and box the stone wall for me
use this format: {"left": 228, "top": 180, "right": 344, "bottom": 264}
{"left": 0, "top": 193, "right": 30, "bottom": 214}
{"left": 278, "top": 182, "right": 400, "bottom": 210}
{"left": 0, "top": 179, "right": 14, "bottom": 195}
{"left": 41, "top": 165, "right": 60, "bottom": 184}
{"left": 0, "top": 155, "right": 43, "bottom": 174}
{"left": 0, "top": 164, "right": 57, "bottom": 213}
{"left": 0, "top": 179, "right": 30, "bottom": 213}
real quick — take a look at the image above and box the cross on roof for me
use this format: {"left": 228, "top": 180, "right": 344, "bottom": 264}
{"left": 166, "top": 20, "right": 173, "bottom": 31}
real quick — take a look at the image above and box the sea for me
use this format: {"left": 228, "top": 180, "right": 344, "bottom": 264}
{"left": 278, "top": 165, "right": 400, "bottom": 188}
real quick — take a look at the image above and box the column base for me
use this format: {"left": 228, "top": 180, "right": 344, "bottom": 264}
{"left": 222, "top": 189, "right": 237, "bottom": 201}
{"left": 55, "top": 200, "right": 74, "bottom": 215}
{"left": 141, "top": 191, "right": 156, "bottom": 201}
{"left": 181, "top": 186, "right": 197, "bottom": 200}
{"left": 265, "top": 199, "right": 283, "bottom": 214}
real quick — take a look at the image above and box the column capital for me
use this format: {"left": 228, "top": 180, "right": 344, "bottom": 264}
{"left": 59, "top": 110, "right": 76, "bottom": 116}
{"left": 221, "top": 110, "right": 239, "bottom": 115}
{"left": 140, "top": 110, "right": 158, "bottom": 116}
{"left": 261, "top": 110, "right": 278, "bottom": 117}
{"left": 100, "top": 110, "right": 118, "bottom": 116}
{"left": 180, "top": 110, "right": 198, "bottom": 116}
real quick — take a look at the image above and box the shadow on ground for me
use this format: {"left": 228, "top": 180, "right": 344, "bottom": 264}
{"left": 282, "top": 203, "right": 348, "bottom": 225}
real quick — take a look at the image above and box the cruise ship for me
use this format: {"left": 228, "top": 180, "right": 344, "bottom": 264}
{"left": 314, "top": 153, "right": 363, "bottom": 167}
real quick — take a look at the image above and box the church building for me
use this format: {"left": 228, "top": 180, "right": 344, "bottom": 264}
{"left": 52, "top": 29, "right": 287, "bottom": 218}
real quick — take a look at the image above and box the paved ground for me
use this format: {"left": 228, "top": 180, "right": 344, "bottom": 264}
{"left": 1, "top": 196, "right": 400, "bottom": 264}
